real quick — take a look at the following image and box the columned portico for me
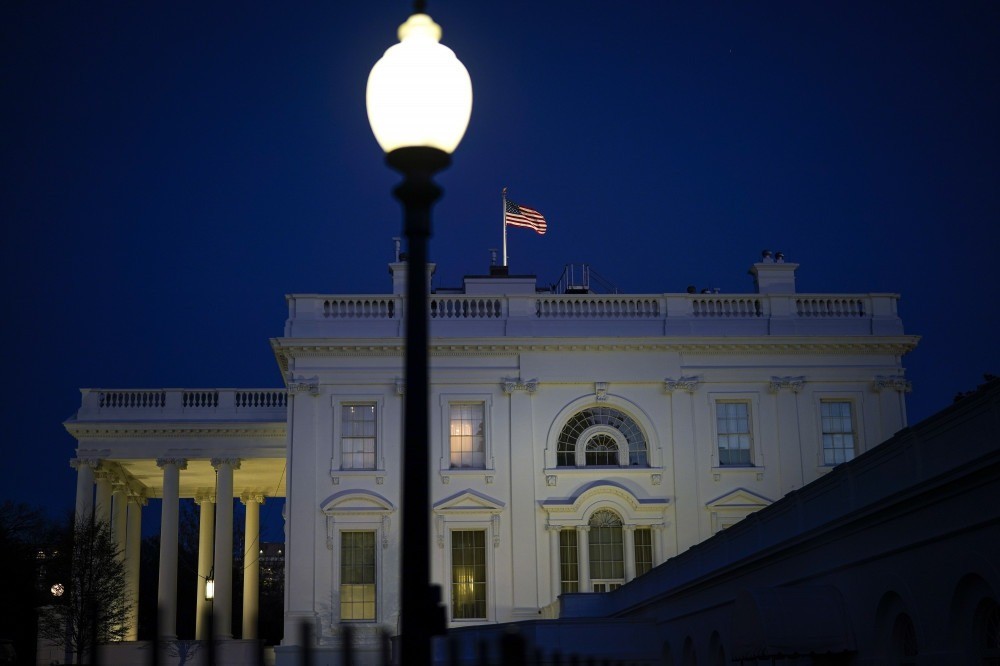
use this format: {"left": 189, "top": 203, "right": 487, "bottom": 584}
{"left": 212, "top": 457, "right": 241, "bottom": 639}
{"left": 242, "top": 492, "right": 264, "bottom": 639}
{"left": 72, "top": 458, "right": 97, "bottom": 525}
{"left": 125, "top": 495, "right": 143, "bottom": 641}
{"left": 577, "top": 526, "right": 591, "bottom": 592}
{"left": 623, "top": 525, "right": 636, "bottom": 583}
{"left": 111, "top": 482, "right": 128, "bottom": 560}
{"left": 548, "top": 526, "right": 561, "bottom": 601}
{"left": 95, "top": 470, "right": 113, "bottom": 525}
{"left": 195, "top": 492, "right": 216, "bottom": 640}
{"left": 156, "top": 457, "right": 187, "bottom": 639}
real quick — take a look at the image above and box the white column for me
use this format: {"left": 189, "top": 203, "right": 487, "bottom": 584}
{"left": 195, "top": 493, "right": 215, "bottom": 640}
{"left": 242, "top": 493, "right": 263, "bottom": 639}
{"left": 548, "top": 526, "right": 561, "bottom": 602}
{"left": 125, "top": 496, "right": 143, "bottom": 641}
{"left": 623, "top": 525, "right": 636, "bottom": 583}
{"left": 577, "top": 526, "right": 591, "bottom": 592}
{"left": 111, "top": 483, "right": 128, "bottom": 560}
{"left": 95, "top": 471, "right": 113, "bottom": 526}
{"left": 156, "top": 457, "right": 187, "bottom": 640}
{"left": 72, "top": 458, "right": 97, "bottom": 526}
{"left": 212, "top": 458, "right": 240, "bottom": 639}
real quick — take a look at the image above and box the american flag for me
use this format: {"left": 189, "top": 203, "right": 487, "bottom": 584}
{"left": 505, "top": 198, "right": 547, "bottom": 235}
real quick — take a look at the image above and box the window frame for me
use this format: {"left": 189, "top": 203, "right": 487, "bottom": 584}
{"left": 710, "top": 395, "right": 761, "bottom": 469}
{"left": 816, "top": 395, "right": 862, "bottom": 467}
{"left": 439, "top": 394, "right": 493, "bottom": 472}
{"left": 331, "top": 395, "right": 385, "bottom": 474}
{"left": 339, "top": 530, "right": 377, "bottom": 622}
{"left": 449, "top": 529, "right": 489, "bottom": 621}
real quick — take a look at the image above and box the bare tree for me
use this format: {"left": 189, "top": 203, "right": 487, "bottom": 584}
{"left": 38, "top": 516, "right": 131, "bottom": 664}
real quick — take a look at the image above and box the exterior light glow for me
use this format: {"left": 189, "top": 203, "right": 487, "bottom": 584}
{"left": 205, "top": 577, "right": 215, "bottom": 600}
{"left": 50, "top": 583, "right": 64, "bottom": 597}
{"left": 366, "top": 13, "right": 473, "bottom": 154}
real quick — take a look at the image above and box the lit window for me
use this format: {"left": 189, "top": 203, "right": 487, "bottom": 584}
{"left": 449, "top": 403, "right": 486, "bottom": 469}
{"left": 589, "top": 510, "right": 624, "bottom": 592}
{"left": 821, "top": 401, "right": 856, "bottom": 465}
{"left": 559, "top": 530, "right": 579, "bottom": 594}
{"left": 716, "top": 402, "right": 752, "bottom": 466}
{"left": 634, "top": 528, "right": 653, "bottom": 577}
{"left": 451, "top": 530, "right": 487, "bottom": 619}
{"left": 341, "top": 404, "right": 376, "bottom": 470}
{"left": 557, "top": 407, "right": 648, "bottom": 467}
{"left": 340, "top": 531, "right": 376, "bottom": 621}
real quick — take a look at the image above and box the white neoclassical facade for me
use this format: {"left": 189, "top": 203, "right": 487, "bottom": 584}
{"left": 64, "top": 256, "right": 917, "bottom": 663}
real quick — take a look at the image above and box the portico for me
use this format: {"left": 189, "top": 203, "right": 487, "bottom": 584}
{"left": 65, "top": 388, "right": 287, "bottom": 643}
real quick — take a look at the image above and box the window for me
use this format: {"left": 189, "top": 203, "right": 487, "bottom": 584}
{"left": 451, "top": 530, "right": 487, "bottom": 619}
{"left": 450, "top": 403, "right": 486, "bottom": 469}
{"left": 341, "top": 404, "right": 376, "bottom": 470}
{"left": 559, "top": 530, "right": 579, "bottom": 593}
{"left": 634, "top": 528, "right": 653, "bottom": 577}
{"left": 589, "top": 510, "right": 624, "bottom": 591}
{"left": 821, "top": 401, "right": 856, "bottom": 465}
{"left": 557, "top": 407, "right": 648, "bottom": 467}
{"left": 716, "top": 401, "right": 752, "bottom": 466}
{"left": 340, "top": 531, "right": 376, "bottom": 621}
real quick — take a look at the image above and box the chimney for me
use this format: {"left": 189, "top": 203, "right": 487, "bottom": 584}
{"left": 749, "top": 250, "right": 798, "bottom": 293}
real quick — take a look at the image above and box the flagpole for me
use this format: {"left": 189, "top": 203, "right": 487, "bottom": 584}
{"left": 502, "top": 187, "right": 508, "bottom": 267}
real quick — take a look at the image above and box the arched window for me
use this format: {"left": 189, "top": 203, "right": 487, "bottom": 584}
{"left": 557, "top": 406, "right": 648, "bottom": 467}
{"left": 588, "top": 510, "right": 624, "bottom": 591}
{"left": 890, "top": 613, "right": 918, "bottom": 664}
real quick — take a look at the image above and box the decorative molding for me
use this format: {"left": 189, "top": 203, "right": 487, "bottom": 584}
{"left": 66, "top": 424, "right": 286, "bottom": 440}
{"left": 331, "top": 477, "right": 340, "bottom": 485}
{"left": 241, "top": 492, "right": 265, "bottom": 505}
{"left": 663, "top": 376, "right": 700, "bottom": 394}
{"left": 873, "top": 375, "right": 913, "bottom": 393}
{"left": 485, "top": 475, "right": 494, "bottom": 485}
{"left": 288, "top": 377, "right": 320, "bottom": 396}
{"left": 193, "top": 492, "right": 216, "bottom": 505}
{"left": 768, "top": 376, "right": 805, "bottom": 393}
{"left": 70, "top": 457, "right": 102, "bottom": 471}
{"left": 595, "top": 382, "right": 609, "bottom": 401}
{"left": 395, "top": 378, "right": 405, "bottom": 396}
{"left": 381, "top": 516, "right": 390, "bottom": 549}
{"left": 211, "top": 457, "right": 242, "bottom": 470}
{"left": 441, "top": 475, "right": 450, "bottom": 485}
{"left": 491, "top": 514, "right": 501, "bottom": 548}
{"left": 326, "top": 516, "right": 335, "bottom": 550}
{"left": 375, "top": 476, "right": 385, "bottom": 485}
{"left": 651, "top": 474, "right": 662, "bottom": 486}
{"left": 546, "top": 475, "right": 557, "bottom": 487}
{"left": 155, "top": 457, "right": 188, "bottom": 470}
{"left": 435, "top": 516, "right": 445, "bottom": 548}
{"left": 500, "top": 377, "right": 539, "bottom": 394}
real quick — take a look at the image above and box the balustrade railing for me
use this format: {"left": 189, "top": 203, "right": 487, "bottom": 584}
{"left": 691, "top": 296, "right": 763, "bottom": 318}
{"left": 796, "top": 296, "right": 867, "bottom": 317}
{"left": 430, "top": 296, "right": 504, "bottom": 319}
{"left": 323, "top": 297, "right": 396, "bottom": 319}
{"left": 536, "top": 296, "right": 660, "bottom": 318}
{"left": 84, "top": 388, "right": 287, "bottom": 418}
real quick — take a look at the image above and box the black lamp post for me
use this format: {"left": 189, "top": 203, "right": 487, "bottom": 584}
{"left": 366, "top": 7, "right": 472, "bottom": 666}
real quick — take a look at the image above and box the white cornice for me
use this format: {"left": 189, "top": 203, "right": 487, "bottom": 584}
{"left": 65, "top": 422, "right": 286, "bottom": 440}
{"left": 271, "top": 336, "right": 919, "bottom": 367}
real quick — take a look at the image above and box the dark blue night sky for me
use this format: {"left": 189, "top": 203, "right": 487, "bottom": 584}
{"left": 2, "top": 2, "right": 998, "bottom": 520}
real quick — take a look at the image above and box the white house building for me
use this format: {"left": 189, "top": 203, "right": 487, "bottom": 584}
{"left": 64, "top": 253, "right": 918, "bottom": 664}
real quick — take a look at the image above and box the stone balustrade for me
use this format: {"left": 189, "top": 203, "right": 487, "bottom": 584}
{"left": 77, "top": 388, "right": 288, "bottom": 420}
{"left": 284, "top": 292, "right": 903, "bottom": 338}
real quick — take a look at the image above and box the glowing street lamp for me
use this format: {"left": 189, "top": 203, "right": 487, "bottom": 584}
{"left": 366, "top": 4, "right": 472, "bottom": 664}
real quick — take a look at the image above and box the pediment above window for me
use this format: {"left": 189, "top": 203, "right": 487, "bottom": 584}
{"left": 705, "top": 487, "right": 773, "bottom": 510}
{"left": 541, "top": 480, "right": 668, "bottom": 524}
{"left": 433, "top": 489, "right": 505, "bottom": 515}
{"left": 320, "top": 489, "right": 395, "bottom": 515}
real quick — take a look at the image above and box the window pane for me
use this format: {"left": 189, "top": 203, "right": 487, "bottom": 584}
{"left": 450, "top": 403, "right": 486, "bottom": 469}
{"left": 340, "top": 531, "right": 376, "bottom": 621}
{"left": 717, "top": 402, "right": 753, "bottom": 466}
{"left": 588, "top": 511, "right": 624, "bottom": 584}
{"left": 559, "top": 530, "right": 579, "bottom": 594}
{"left": 821, "top": 401, "right": 855, "bottom": 465}
{"left": 451, "top": 530, "right": 487, "bottom": 619}
{"left": 342, "top": 404, "right": 377, "bottom": 470}
{"left": 634, "top": 528, "right": 653, "bottom": 577}
{"left": 557, "top": 407, "right": 648, "bottom": 468}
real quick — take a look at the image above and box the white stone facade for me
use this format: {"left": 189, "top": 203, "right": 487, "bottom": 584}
{"left": 64, "top": 258, "right": 917, "bottom": 662}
